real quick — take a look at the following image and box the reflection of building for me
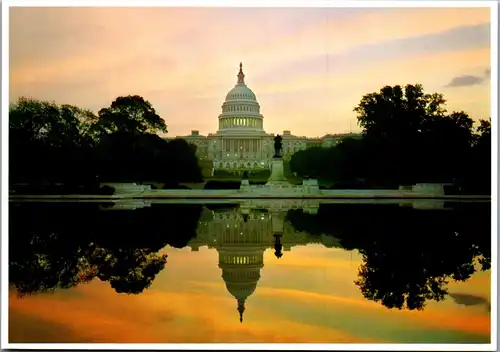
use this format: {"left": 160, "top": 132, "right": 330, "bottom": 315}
{"left": 168, "top": 63, "right": 360, "bottom": 174}
{"left": 190, "top": 205, "right": 341, "bottom": 322}
{"left": 217, "top": 217, "right": 266, "bottom": 323}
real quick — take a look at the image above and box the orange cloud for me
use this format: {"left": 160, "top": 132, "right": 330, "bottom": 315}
{"left": 9, "top": 279, "right": 379, "bottom": 343}
{"left": 255, "top": 286, "right": 490, "bottom": 337}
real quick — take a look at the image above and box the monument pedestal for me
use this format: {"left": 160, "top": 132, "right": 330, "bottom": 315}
{"left": 266, "top": 158, "right": 288, "bottom": 185}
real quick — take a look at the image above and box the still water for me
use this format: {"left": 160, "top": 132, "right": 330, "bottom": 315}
{"left": 9, "top": 200, "right": 491, "bottom": 344}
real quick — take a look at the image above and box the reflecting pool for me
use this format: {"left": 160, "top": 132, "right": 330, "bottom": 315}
{"left": 8, "top": 200, "right": 491, "bottom": 344}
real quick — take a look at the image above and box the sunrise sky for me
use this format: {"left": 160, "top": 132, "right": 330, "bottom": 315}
{"left": 9, "top": 5, "right": 492, "bottom": 138}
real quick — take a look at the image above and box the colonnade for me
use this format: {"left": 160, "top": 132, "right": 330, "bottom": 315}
{"left": 220, "top": 117, "right": 263, "bottom": 129}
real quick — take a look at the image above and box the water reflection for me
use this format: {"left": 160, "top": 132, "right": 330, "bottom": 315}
{"left": 286, "top": 203, "right": 491, "bottom": 311}
{"left": 8, "top": 200, "right": 491, "bottom": 342}
{"left": 10, "top": 202, "right": 203, "bottom": 297}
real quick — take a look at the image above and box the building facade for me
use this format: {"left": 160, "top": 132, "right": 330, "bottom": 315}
{"left": 170, "top": 63, "right": 359, "bottom": 175}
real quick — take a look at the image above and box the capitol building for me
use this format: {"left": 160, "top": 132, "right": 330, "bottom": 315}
{"left": 170, "top": 63, "right": 359, "bottom": 175}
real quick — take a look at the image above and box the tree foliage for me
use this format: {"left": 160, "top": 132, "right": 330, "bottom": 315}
{"left": 95, "top": 95, "right": 167, "bottom": 136}
{"left": 9, "top": 95, "right": 202, "bottom": 191}
{"left": 289, "top": 84, "right": 490, "bottom": 193}
{"left": 9, "top": 98, "right": 98, "bottom": 186}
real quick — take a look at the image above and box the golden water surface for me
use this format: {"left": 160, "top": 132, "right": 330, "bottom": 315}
{"left": 9, "top": 244, "right": 490, "bottom": 344}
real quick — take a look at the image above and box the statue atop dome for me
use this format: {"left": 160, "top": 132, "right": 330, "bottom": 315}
{"left": 237, "top": 62, "right": 245, "bottom": 84}
{"left": 274, "top": 134, "right": 283, "bottom": 158}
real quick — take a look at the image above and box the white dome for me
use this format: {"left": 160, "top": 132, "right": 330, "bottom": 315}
{"left": 224, "top": 62, "right": 258, "bottom": 102}
{"left": 225, "top": 84, "right": 257, "bottom": 102}
{"left": 218, "top": 63, "right": 264, "bottom": 134}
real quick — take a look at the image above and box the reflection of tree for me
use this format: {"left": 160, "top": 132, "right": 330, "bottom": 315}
{"left": 9, "top": 202, "right": 98, "bottom": 297}
{"left": 286, "top": 203, "right": 491, "bottom": 310}
{"left": 355, "top": 252, "right": 449, "bottom": 310}
{"left": 90, "top": 248, "right": 167, "bottom": 294}
{"left": 9, "top": 202, "right": 203, "bottom": 297}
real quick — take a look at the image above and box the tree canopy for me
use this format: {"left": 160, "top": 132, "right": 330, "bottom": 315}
{"left": 289, "top": 84, "right": 491, "bottom": 193}
{"left": 9, "top": 95, "right": 202, "bottom": 192}
{"left": 95, "top": 95, "right": 167, "bottom": 136}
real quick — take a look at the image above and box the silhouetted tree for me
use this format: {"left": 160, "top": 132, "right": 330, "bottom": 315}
{"left": 354, "top": 84, "right": 482, "bottom": 187}
{"left": 94, "top": 95, "right": 167, "bottom": 136}
{"left": 289, "top": 84, "right": 490, "bottom": 192}
{"left": 9, "top": 95, "right": 203, "bottom": 191}
{"left": 9, "top": 98, "right": 98, "bottom": 187}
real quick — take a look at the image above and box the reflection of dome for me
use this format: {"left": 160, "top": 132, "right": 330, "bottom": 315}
{"left": 218, "top": 247, "right": 265, "bottom": 323}
{"left": 224, "top": 280, "right": 258, "bottom": 323}
{"left": 225, "top": 281, "right": 258, "bottom": 299}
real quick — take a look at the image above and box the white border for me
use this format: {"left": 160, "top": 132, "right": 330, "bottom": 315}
{"left": 1, "top": 0, "right": 497, "bottom": 7}
{"left": 489, "top": 2, "right": 498, "bottom": 351}
{"left": 1, "top": 0, "right": 9, "bottom": 350}
{"left": 1, "top": 1, "right": 498, "bottom": 351}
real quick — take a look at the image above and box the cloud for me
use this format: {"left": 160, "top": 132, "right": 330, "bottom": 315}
{"left": 446, "top": 75, "right": 486, "bottom": 87}
{"left": 254, "top": 23, "right": 491, "bottom": 88}
{"left": 9, "top": 281, "right": 376, "bottom": 343}
{"left": 446, "top": 67, "right": 491, "bottom": 87}
{"left": 9, "top": 311, "right": 79, "bottom": 343}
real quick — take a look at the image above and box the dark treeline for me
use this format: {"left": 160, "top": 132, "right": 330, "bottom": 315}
{"left": 9, "top": 95, "right": 203, "bottom": 193}
{"left": 286, "top": 202, "right": 491, "bottom": 310}
{"left": 290, "top": 84, "right": 491, "bottom": 193}
{"left": 9, "top": 202, "right": 203, "bottom": 296}
{"left": 10, "top": 84, "right": 492, "bottom": 193}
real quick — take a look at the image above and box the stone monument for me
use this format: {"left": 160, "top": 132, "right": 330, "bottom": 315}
{"left": 266, "top": 134, "right": 288, "bottom": 185}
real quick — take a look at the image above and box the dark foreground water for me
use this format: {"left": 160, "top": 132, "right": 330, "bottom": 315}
{"left": 8, "top": 200, "right": 491, "bottom": 344}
